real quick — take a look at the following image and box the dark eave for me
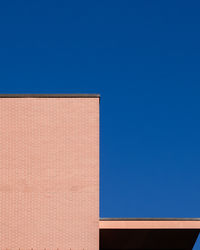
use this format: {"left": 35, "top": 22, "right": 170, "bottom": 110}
{"left": 0, "top": 94, "right": 100, "bottom": 98}
{"left": 100, "top": 218, "right": 200, "bottom": 221}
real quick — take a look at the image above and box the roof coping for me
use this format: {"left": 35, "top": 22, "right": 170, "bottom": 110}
{"left": 100, "top": 218, "right": 200, "bottom": 221}
{"left": 0, "top": 94, "right": 100, "bottom": 98}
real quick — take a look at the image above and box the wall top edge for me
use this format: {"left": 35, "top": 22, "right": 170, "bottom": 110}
{"left": 100, "top": 218, "right": 200, "bottom": 221}
{"left": 0, "top": 94, "right": 100, "bottom": 98}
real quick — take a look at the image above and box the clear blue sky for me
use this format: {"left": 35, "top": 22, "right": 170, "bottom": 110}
{"left": 0, "top": 1, "right": 200, "bottom": 219}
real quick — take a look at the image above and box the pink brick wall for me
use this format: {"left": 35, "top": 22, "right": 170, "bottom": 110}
{"left": 0, "top": 97, "right": 99, "bottom": 250}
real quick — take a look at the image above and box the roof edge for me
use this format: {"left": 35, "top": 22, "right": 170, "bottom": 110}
{"left": 0, "top": 94, "right": 100, "bottom": 98}
{"left": 100, "top": 218, "right": 200, "bottom": 221}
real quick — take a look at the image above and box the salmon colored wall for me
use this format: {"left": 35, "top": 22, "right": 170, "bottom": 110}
{"left": 99, "top": 220, "right": 200, "bottom": 229}
{"left": 0, "top": 97, "right": 99, "bottom": 249}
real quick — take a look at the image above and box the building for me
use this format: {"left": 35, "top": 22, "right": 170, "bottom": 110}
{"left": 0, "top": 94, "right": 199, "bottom": 250}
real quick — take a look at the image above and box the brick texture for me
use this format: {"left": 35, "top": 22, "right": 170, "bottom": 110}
{"left": 0, "top": 97, "right": 99, "bottom": 250}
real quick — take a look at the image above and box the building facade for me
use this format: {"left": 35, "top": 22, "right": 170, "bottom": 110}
{"left": 0, "top": 94, "right": 200, "bottom": 250}
{"left": 0, "top": 95, "right": 99, "bottom": 249}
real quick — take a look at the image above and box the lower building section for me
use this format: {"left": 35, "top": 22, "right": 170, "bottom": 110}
{"left": 100, "top": 219, "right": 200, "bottom": 250}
